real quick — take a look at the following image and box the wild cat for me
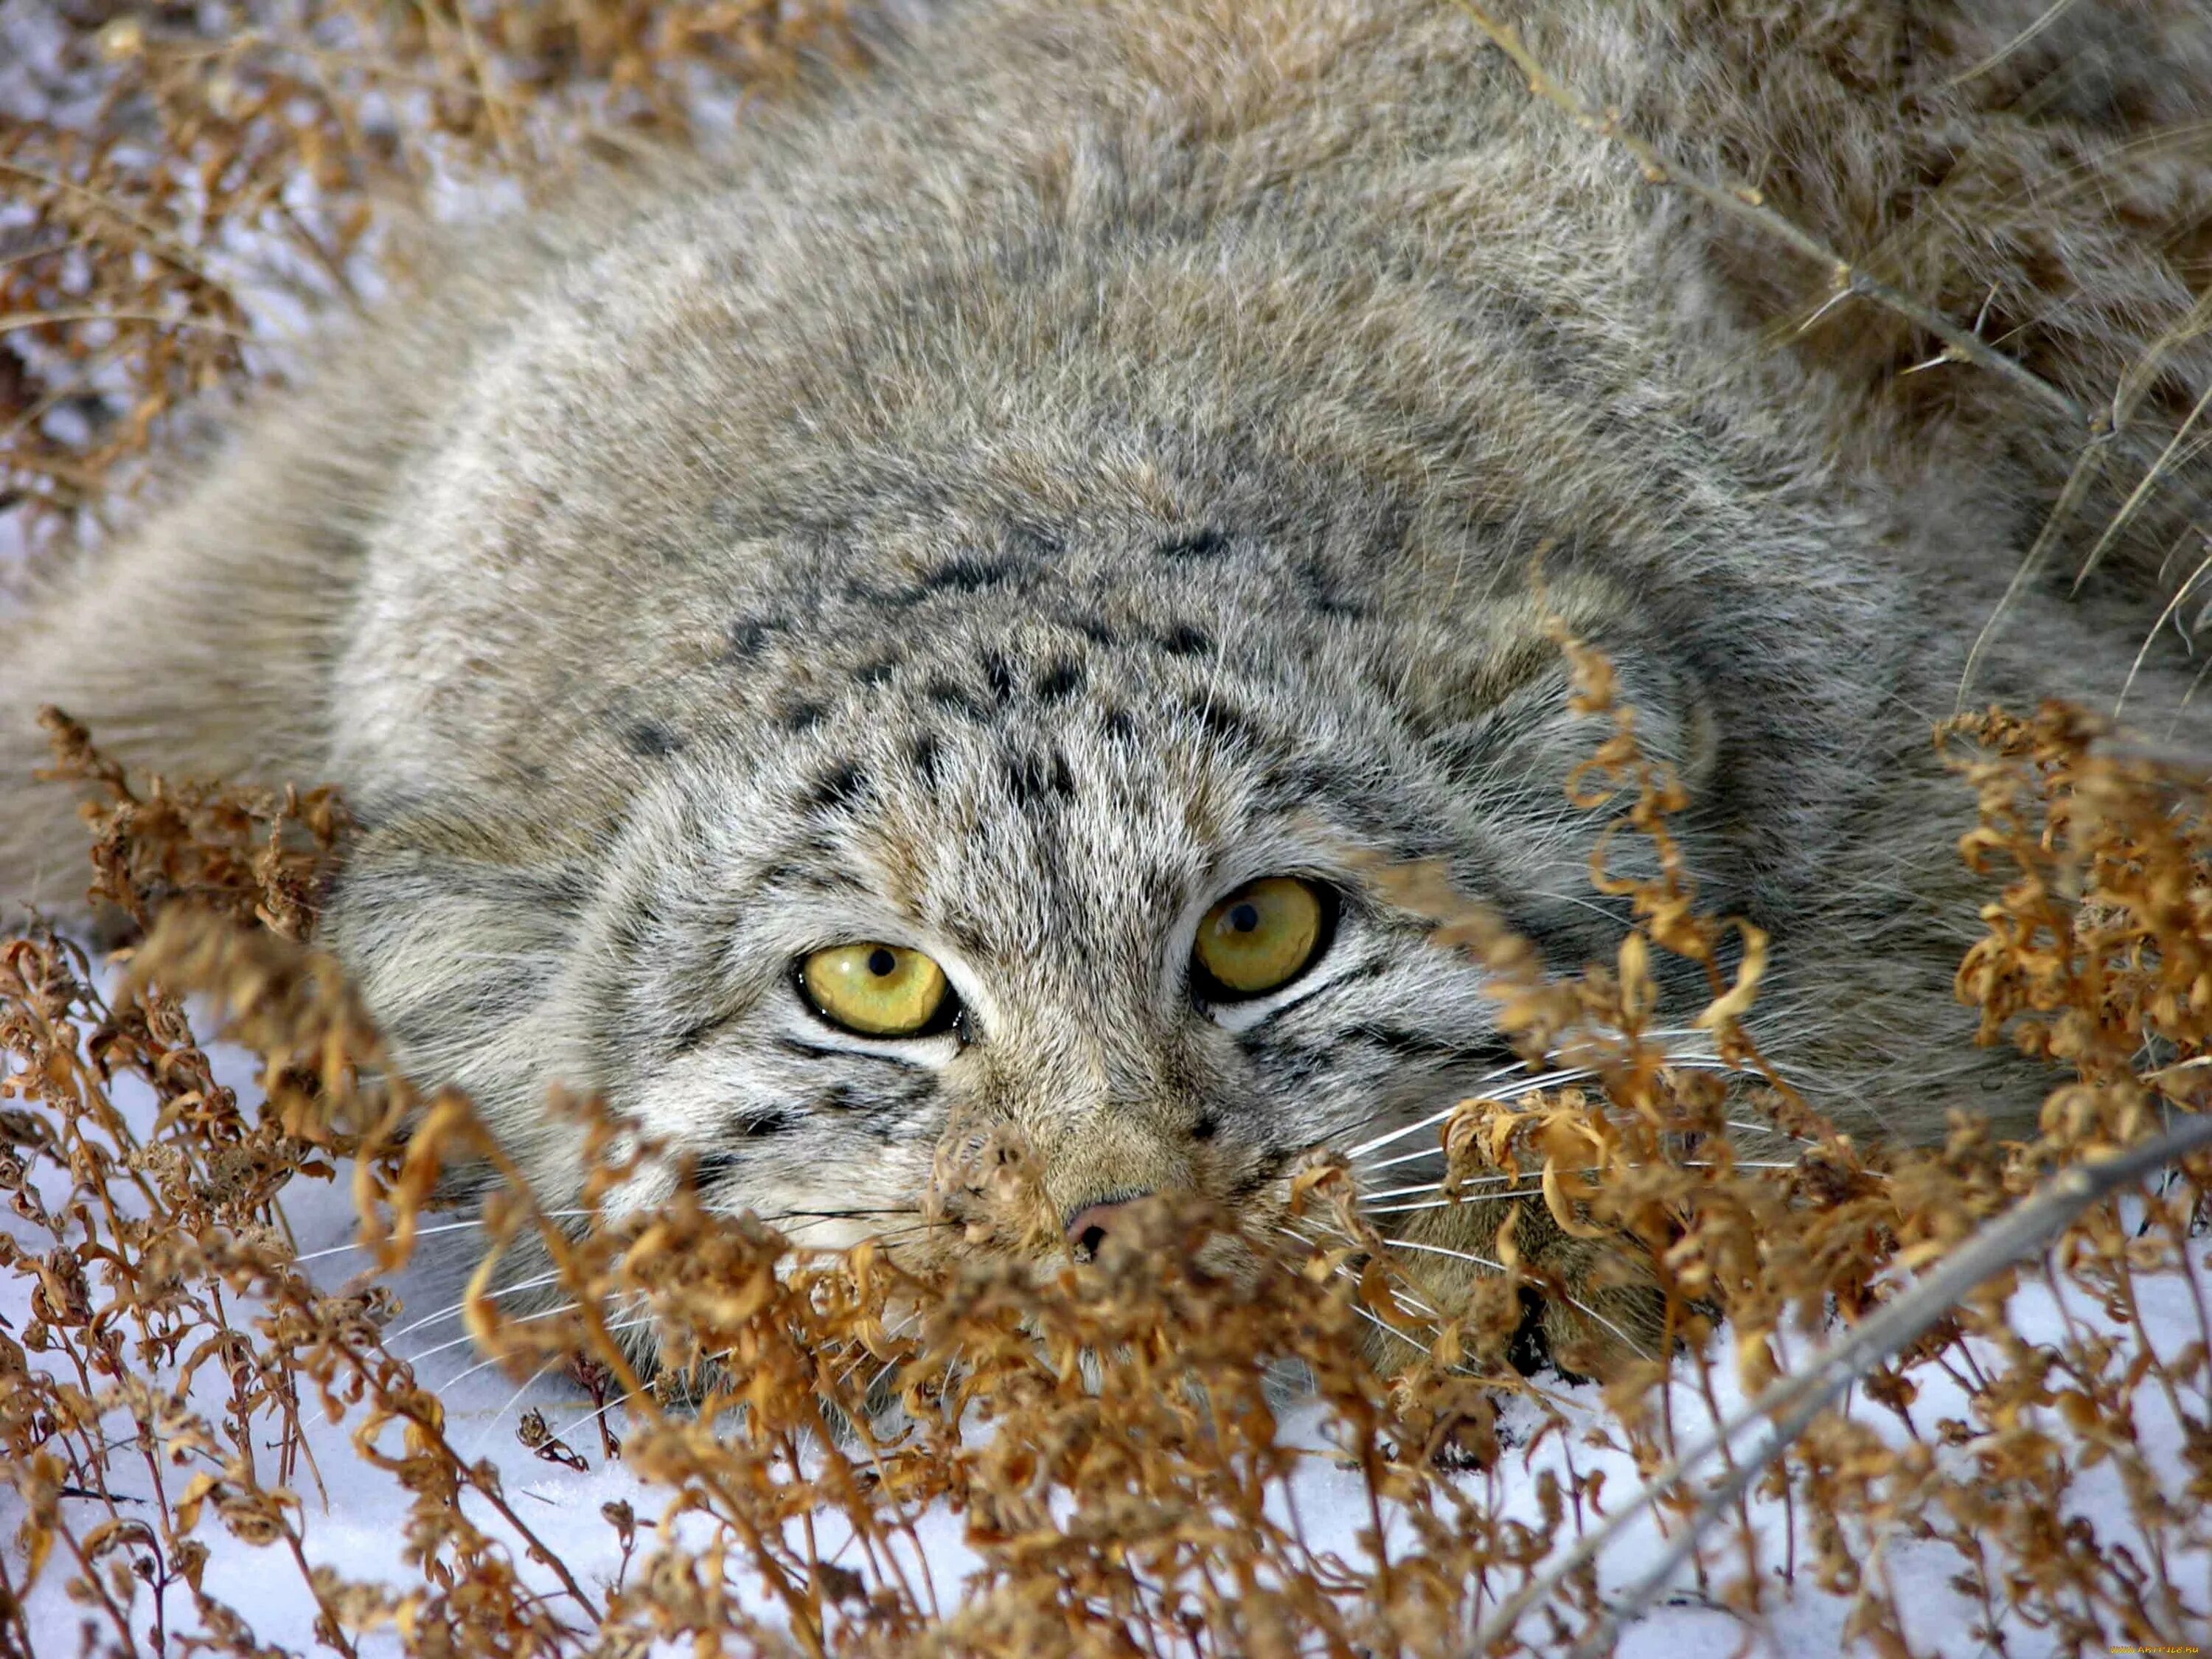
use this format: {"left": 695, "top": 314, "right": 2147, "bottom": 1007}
{"left": 2, "top": 0, "right": 2209, "bottom": 1368}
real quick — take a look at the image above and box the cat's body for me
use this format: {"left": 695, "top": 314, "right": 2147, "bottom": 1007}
{"left": 6, "top": 0, "right": 2211, "bottom": 1361}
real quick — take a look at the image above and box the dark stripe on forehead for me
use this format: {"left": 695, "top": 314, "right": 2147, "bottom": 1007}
{"left": 909, "top": 732, "right": 943, "bottom": 785}
{"left": 926, "top": 676, "right": 992, "bottom": 720}
{"left": 1183, "top": 696, "right": 1264, "bottom": 751}
{"left": 1157, "top": 528, "right": 1229, "bottom": 560}
{"left": 1295, "top": 557, "right": 1368, "bottom": 620}
{"left": 1005, "top": 746, "right": 1078, "bottom": 808}
{"left": 1034, "top": 659, "right": 1085, "bottom": 701}
{"left": 804, "top": 763, "right": 871, "bottom": 813}
{"left": 919, "top": 555, "right": 1022, "bottom": 595}
{"left": 726, "top": 615, "right": 791, "bottom": 659}
{"left": 625, "top": 720, "right": 682, "bottom": 758}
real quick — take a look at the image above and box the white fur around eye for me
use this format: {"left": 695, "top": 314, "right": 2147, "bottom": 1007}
{"left": 782, "top": 993, "right": 966, "bottom": 1063}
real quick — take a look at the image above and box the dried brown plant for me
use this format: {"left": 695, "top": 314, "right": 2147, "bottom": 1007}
{"left": 1, "top": 0, "right": 858, "bottom": 573}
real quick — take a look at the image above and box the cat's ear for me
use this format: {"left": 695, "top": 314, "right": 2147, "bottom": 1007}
{"left": 1396, "top": 572, "right": 1721, "bottom": 805}
{"left": 324, "top": 806, "right": 597, "bottom": 1115}
{"left": 1386, "top": 568, "right": 1746, "bottom": 956}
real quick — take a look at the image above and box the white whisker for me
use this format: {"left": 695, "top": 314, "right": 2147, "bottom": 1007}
{"left": 387, "top": 1267, "right": 568, "bottom": 1341}
{"left": 1338, "top": 1068, "right": 1599, "bottom": 1161}
{"left": 285, "top": 1209, "right": 602, "bottom": 1267}
{"left": 1362, "top": 1192, "right": 1548, "bottom": 1215}
{"left": 468, "top": 1360, "right": 564, "bottom": 1457}
{"left": 397, "top": 1298, "right": 587, "bottom": 1368}
{"left": 1285, "top": 1221, "right": 1656, "bottom": 1363}
{"left": 1359, "top": 1158, "right": 1804, "bottom": 1207}
{"left": 543, "top": 1385, "right": 646, "bottom": 1453}
{"left": 1348, "top": 1053, "right": 1763, "bottom": 1170}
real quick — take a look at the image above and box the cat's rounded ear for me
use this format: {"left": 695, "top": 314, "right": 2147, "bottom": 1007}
{"left": 1394, "top": 572, "right": 1721, "bottom": 806}
{"left": 324, "top": 805, "right": 597, "bottom": 1105}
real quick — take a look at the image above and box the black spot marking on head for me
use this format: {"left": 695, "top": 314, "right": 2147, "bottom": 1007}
{"left": 818, "top": 1083, "right": 858, "bottom": 1113}
{"left": 1295, "top": 558, "right": 1368, "bottom": 620}
{"left": 625, "top": 721, "right": 682, "bottom": 759}
{"left": 855, "top": 654, "right": 901, "bottom": 687}
{"left": 1161, "top": 623, "right": 1214, "bottom": 657}
{"left": 926, "top": 677, "right": 990, "bottom": 720}
{"left": 1070, "top": 616, "right": 1119, "bottom": 647}
{"left": 1033, "top": 659, "right": 1085, "bottom": 702}
{"left": 920, "top": 556, "right": 1018, "bottom": 596}
{"left": 1191, "top": 1112, "right": 1221, "bottom": 1141}
{"left": 1101, "top": 707, "right": 1138, "bottom": 742}
{"left": 1006, "top": 748, "right": 1076, "bottom": 808}
{"left": 1185, "top": 697, "right": 1262, "bottom": 751}
{"left": 981, "top": 650, "right": 1017, "bottom": 706}
{"left": 804, "top": 764, "right": 870, "bottom": 813}
{"left": 737, "top": 1110, "right": 796, "bottom": 1138}
{"left": 1157, "top": 527, "right": 1229, "bottom": 560}
{"left": 909, "top": 732, "right": 943, "bottom": 786}
{"left": 780, "top": 700, "right": 827, "bottom": 732}
{"left": 726, "top": 616, "right": 787, "bottom": 659}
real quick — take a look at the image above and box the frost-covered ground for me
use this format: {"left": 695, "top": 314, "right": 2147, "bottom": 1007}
{"left": 5, "top": 1007, "right": 2208, "bottom": 1655}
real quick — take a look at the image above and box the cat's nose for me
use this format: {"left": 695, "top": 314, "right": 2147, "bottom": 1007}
{"left": 1065, "top": 1193, "right": 1154, "bottom": 1259}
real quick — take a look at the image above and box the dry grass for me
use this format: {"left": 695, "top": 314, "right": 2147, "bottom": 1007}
{"left": 4, "top": 3, "right": 2212, "bottom": 1655}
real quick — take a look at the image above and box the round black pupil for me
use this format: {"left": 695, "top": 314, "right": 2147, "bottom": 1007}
{"left": 1228, "top": 902, "right": 1261, "bottom": 934}
{"left": 867, "top": 947, "right": 897, "bottom": 977}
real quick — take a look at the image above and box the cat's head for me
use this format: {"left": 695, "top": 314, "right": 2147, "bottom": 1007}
{"left": 332, "top": 519, "right": 1756, "bottom": 1312}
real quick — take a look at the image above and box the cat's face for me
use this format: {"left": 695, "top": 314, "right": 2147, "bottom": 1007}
{"left": 509, "top": 569, "right": 1691, "bottom": 1270}
{"left": 325, "top": 417, "right": 1777, "bottom": 1290}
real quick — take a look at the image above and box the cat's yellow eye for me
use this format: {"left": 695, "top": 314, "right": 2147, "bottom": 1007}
{"left": 1192, "top": 877, "right": 1327, "bottom": 999}
{"left": 800, "top": 943, "right": 951, "bottom": 1036}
